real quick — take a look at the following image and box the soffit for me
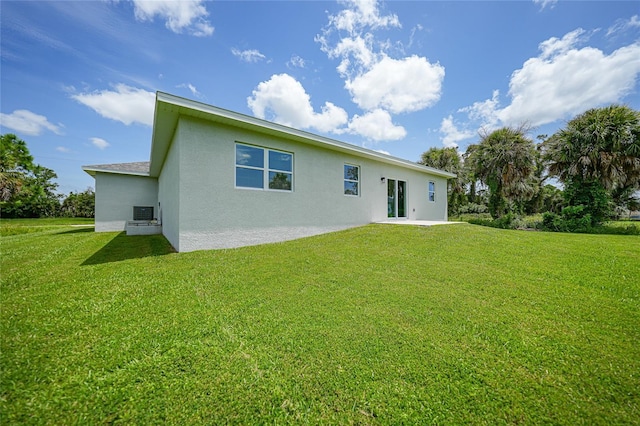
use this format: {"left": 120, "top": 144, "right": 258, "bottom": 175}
{"left": 149, "top": 92, "right": 456, "bottom": 179}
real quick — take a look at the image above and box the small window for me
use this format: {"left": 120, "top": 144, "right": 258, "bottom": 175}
{"left": 428, "top": 181, "right": 436, "bottom": 202}
{"left": 235, "top": 144, "right": 293, "bottom": 191}
{"left": 344, "top": 164, "right": 359, "bottom": 196}
{"left": 133, "top": 206, "right": 154, "bottom": 221}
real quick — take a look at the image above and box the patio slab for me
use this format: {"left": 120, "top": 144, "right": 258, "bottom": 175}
{"left": 376, "top": 220, "right": 464, "bottom": 226}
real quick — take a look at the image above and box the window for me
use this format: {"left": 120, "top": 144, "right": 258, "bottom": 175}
{"left": 236, "top": 144, "right": 293, "bottom": 191}
{"left": 344, "top": 164, "right": 359, "bottom": 196}
{"left": 428, "top": 181, "right": 436, "bottom": 202}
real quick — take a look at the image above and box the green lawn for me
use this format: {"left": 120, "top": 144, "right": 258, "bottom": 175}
{"left": 1, "top": 220, "right": 639, "bottom": 424}
{"left": 0, "top": 217, "right": 94, "bottom": 236}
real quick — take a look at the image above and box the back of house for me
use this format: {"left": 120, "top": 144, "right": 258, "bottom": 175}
{"left": 83, "top": 92, "right": 455, "bottom": 252}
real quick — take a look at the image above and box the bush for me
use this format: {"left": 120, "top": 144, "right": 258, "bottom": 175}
{"left": 458, "top": 203, "right": 489, "bottom": 214}
{"left": 467, "top": 213, "right": 530, "bottom": 230}
{"left": 540, "top": 206, "right": 593, "bottom": 233}
{"left": 596, "top": 221, "right": 640, "bottom": 235}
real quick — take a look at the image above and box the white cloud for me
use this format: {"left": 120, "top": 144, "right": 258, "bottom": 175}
{"left": 347, "top": 109, "right": 406, "bottom": 141}
{"left": 90, "top": 137, "right": 110, "bottom": 150}
{"left": 538, "top": 28, "right": 586, "bottom": 59}
{"left": 317, "top": 0, "right": 401, "bottom": 78}
{"left": 345, "top": 55, "right": 445, "bottom": 113}
{"left": 231, "top": 48, "right": 266, "bottom": 63}
{"left": 498, "top": 37, "right": 640, "bottom": 126}
{"left": 287, "top": 55, "right": 306, "bottom": 69}
{"left": 72, "top": 84, "right": 155, "bottom": 126}
{"left": 247, "top": 74, "right": 410, "bottom": 142}
{"left": 326, "top": 34, "right": 378, "bottom": 77}
{"left": 448, "top": 28, "right": 640, "bottom": 142}
{"left": 177, "top": 82, "right": 202, "bottom": 98}
{"left": 407, "top": 24, "right": 424, "bottom": 50}
{"left": 56, "top": 146, "right": 71, "bottom": 153}
{"left": 439, "top": 115, "right": 475, "bottom": 148}
{"left": 131, "top": 0, "right": 213, "bottom": 36}
{"left": 316, "top": 0, "right": 444, "bottom": 142}
{"left": 533, "top": 0, "right": 558, "bottom": 10}
{"left": 247, "top": 74, "right": 348, "bottom": 133}
{"left": 328, "top": 0, "right": 400, "bottom": 35}
{"left": 459, "top": 89, "right": 501, "bottom": 130}
{"left": 607, "top": 15, "right": 640, "bottom": 37}
{"left": 0, "top": 109, "right": 63, "bottom": 136}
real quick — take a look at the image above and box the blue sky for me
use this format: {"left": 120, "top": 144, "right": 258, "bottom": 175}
{"left": 1, "top": 0, "right": 639, "bottom": 194}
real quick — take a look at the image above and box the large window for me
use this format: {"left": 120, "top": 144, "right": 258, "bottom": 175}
{"left": 344, "top": 164, "right": 359, "bottom": 196}
{"left": 236, "top": 143, "right": 293, "bottom": 191}
{"left": 428, "top": 181, "right": 436, "bottom": 202}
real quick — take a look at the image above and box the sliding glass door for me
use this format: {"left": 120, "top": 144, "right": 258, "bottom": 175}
{"left": 387, "top": 179, "right": 406, "bottom": 218}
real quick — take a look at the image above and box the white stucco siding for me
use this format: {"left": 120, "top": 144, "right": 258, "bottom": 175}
{"left": 170, "top": 117, "right": 449, "bottom": 252}
{"left": 94, "top": 173, "right": 158, "bottom": 232}
{"left": 157, "top": 126, "right": 181, "bottom": 251}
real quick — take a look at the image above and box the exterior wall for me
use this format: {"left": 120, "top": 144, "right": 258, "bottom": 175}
{"left": 167, "top": 116, "right": 449, "bottom": 252}
{"left": 157, "top": 125, "right": 181, "bottom": 251}
{"left": 94, "top": 173, "right": 158, "bottom": 232}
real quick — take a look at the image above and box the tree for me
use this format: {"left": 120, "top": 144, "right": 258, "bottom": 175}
{"left": 466, "top": 126, "right": 538, "bottom": 218}
{"left": 543, "top": 105, "right": 640, "bottom": 224}
{"left": 0, "top": 134, "right": 34, "bottom": 201}
{"left": 1, "top": 134, "right": 61, "bottom": 218}
{"left": 61, "top": 188, "right": 95, "bottom": 218}
{"left": 418, "top": 147, "right": 465, "bottom": 215}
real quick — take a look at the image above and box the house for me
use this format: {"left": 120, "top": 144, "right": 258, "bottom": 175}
{"left": 83, "top": 92, "right": 456, "bottom": 252}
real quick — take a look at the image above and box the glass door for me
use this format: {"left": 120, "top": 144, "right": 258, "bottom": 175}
{"left": 398, "top": 180, "right": 406, "bottom": 218}
{"left": 388, "top": 179, "right": 396, "bottom": 218}
{"left": 387, "top": 179, "right": 407, "bottom": 218}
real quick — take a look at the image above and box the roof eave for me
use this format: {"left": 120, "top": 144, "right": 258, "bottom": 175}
{"left": 82, "top": 167, "right": 150, "bottom": 178}
{"left": 149, "top": 92, "right": 457, "bottom": 179}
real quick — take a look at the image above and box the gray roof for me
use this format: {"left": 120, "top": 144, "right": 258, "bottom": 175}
{"left": 82, "top": 162, "right": 150, "bottom": 177}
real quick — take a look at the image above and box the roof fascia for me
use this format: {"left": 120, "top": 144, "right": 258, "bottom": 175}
{"left": 82, "top": 167, "right": 150, "bottom": 178}
{"left": 149, "top": 92, "right": 457, "bottom": 179}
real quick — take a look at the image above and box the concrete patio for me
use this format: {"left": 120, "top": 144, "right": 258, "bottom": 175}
{"left": 376, "top": 220, "right": 463, "bottom": 226}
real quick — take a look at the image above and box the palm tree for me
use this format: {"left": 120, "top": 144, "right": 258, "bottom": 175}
{"left": 1, "top": 134, "right": 33, "bottom": 201}
{"left": 467, "top": 126, "right": 537, "bottom": 218}
{"left": 543, "top": 105, "right": 640, "bottom": 216}
{"left": 544, "top": 105, "right": 640, "bottom": 192}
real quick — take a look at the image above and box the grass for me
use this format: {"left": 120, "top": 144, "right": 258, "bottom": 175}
{"left": 1, "top": 220, "right": 639, "bottom": 424}
{"left": 0, "top": 217, "right": 94, "bottom": 236}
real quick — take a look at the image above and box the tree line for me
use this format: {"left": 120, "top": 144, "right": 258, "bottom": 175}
{"left": 419, "top": 105, "right": 640, "bottom": 232}
{"left": 0, "top": 134, "right": 95, "bottom": 218}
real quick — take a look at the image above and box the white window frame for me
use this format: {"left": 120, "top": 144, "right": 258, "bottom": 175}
{"left": 235, "top": 143, "right": 293, "bottom": 192}
{"left": 344, "top": 164, "right": 360, "bottom": 197}
{"left": 428, "top": 181, "right": 436, "bottom": 202}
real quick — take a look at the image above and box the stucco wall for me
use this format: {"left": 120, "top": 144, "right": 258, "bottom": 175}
{"left": 168, "top": 117, "right": 449, "bottom": 252}
{"left": 94, "top": 173, "right": 158, "bottom": 232}
{"left": 157, "top": 125, "right": 181, "bottom": 251}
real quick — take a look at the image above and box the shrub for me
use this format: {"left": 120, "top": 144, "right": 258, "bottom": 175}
{"left": 467, "top": 213, "right": 529, "bottom": 230}
{"left": 540, "top": 206, "right": 593, "bottom": 233}
{"left": 458, "top": 203, "right": 489, "bottom": 214}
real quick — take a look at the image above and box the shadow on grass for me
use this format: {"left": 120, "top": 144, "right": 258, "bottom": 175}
{"left": 82, "top": 232, "right": 175, "bottom": 265}
{"left": 57, "top": 227, "right": 94, "bottom": 234}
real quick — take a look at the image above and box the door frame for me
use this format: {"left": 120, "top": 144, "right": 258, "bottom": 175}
{"left": 387, "top": 178, "right": 407, "bottom": 219}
